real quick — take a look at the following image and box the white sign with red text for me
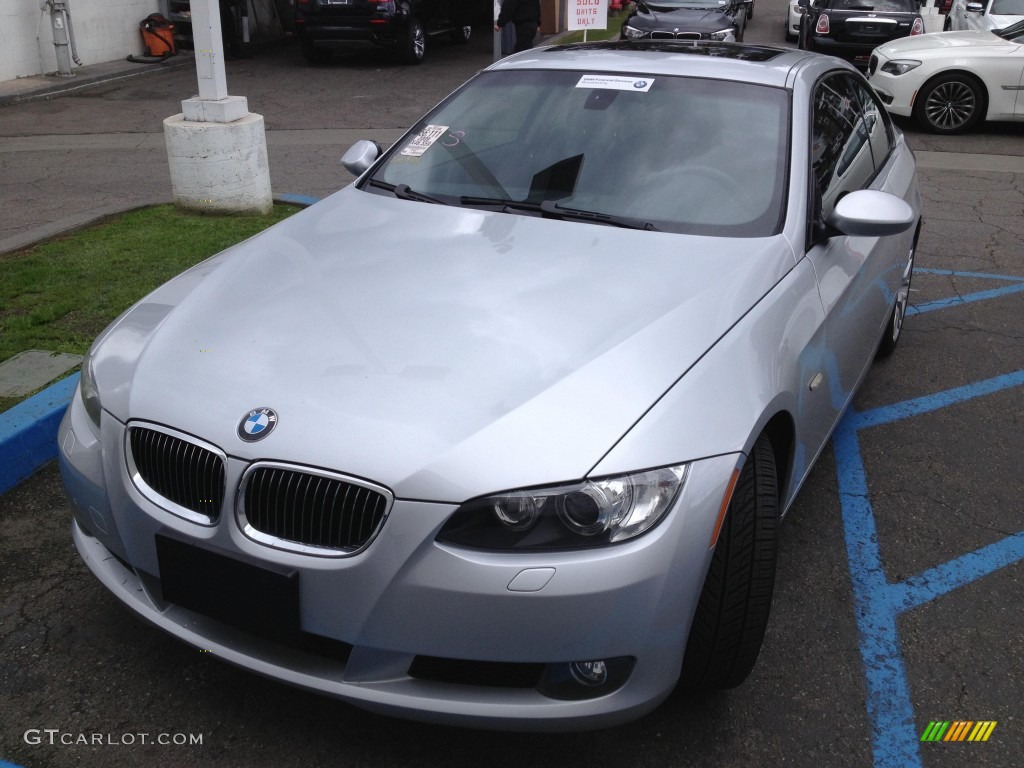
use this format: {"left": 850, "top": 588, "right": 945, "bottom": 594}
{"left": 568, "top": 0, "right": 608, "bottom": 31}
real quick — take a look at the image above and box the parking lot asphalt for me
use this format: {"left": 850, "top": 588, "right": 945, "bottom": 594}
{"left": 1, "top": 14, "right": 1023, "bottom": 768}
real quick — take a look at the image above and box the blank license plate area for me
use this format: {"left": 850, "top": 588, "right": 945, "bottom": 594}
{"left": 156, "top": 533, "right": 299, "bottom": 643}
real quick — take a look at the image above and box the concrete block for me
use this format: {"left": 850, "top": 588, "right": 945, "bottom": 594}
{"left": 181, "top": 95, "right": 249, "bottom": 123}
{"left": 164, "top": 111, "right": 273, "bottom": 215}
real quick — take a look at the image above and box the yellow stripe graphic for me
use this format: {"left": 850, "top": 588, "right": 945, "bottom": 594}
{"left": 979, "top": 721, "right": 997, "bottom": 742}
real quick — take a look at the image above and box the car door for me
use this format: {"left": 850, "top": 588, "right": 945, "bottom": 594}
{"left": 805, "top": 72, "right": 902, "bottom": 418}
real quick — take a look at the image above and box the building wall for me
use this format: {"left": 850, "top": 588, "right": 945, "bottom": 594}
{"left": 0, "top": 0, "right": 159, "bottom": 82}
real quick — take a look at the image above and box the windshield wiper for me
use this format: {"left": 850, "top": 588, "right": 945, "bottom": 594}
{"left": 539, "top": 200, "right": 659, "bottom": 231}
{"left": 367, "top": 179, "right": 449, "bottom": 205}
{"left": 458, "top": 196, "right": 657, "bottom": 231}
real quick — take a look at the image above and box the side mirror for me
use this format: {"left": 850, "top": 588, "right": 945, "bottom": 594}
{"left": 797, "top": 0, "right": 809, "bottom": 8}
{"left": 341, "top": 140, "right": 382, "bottom": 176}
{"left": 825, "top": 190, "right": 915, "bottom": 237}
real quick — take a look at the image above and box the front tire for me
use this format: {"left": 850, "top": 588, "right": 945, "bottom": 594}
{"left": 679, "top": 433, "right": 779, "bottom": 690}
{"left": 876, "top": 234, "right": 916, "bottom": 358}
{"left": 450, "top": 24, "right": 472, "bottom": 43}
{"left": 913, "top": 72, "right": 985, "bottom": 134}
{"left": 401, "top": 17, "right": 426, "bottom": 64}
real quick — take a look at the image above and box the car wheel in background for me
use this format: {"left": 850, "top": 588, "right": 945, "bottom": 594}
{"left": 450, "top": 24, "right": 472, "bottom": 43}
{"left": 877, "top": 234, "right": 916, "bottom": 358}
{"left": 301, "top": 39, "right": 333, "bottom": 65}
{"left": 678, "top": 433, "right": 779, "bottom": 690}
{"left": 402, "top": 17, "right": 426, "bottom": 64}
{"left": 913, "top": 72, "right": 985, "bottom": 133}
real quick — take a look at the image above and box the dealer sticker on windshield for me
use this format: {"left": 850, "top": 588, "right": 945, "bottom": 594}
{"left": 576, "top": 75, "right": 654, "bottom": 92}
{"left": 400, "top": 125, "right": 449, "bottom": 157}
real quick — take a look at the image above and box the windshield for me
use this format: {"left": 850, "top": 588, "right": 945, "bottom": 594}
{"left": 366, "top": 69, "right": 790, "bottom": 238}
{"left": 642, "top": 0, "right": 732, "bottom": 8}
{"left": 831, "top": 0, "right": 919, "bottom": 10}
{"left": 990, "top": 0, "right": 1024, "bottom": 14}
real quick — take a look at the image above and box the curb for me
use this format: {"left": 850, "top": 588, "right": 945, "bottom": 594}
{"left": 0, "top": 53, "right": 193, "bottom": 107}
{"left": 0, "top": 194, "right": 319, "bottom": 496}
{"left": 0, "top": 374, "right": 79, "bottom": 496}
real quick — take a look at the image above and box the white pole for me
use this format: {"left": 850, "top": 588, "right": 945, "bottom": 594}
{"left": 189, "top": 0, "right": 229, "bottom": 103}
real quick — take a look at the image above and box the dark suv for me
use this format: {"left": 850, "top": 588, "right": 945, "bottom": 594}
{"left": 797, "top": 0, "right": 924, "bottom": 68}
{"left": 294, "top": 0, "right": 474, "bottom": 65}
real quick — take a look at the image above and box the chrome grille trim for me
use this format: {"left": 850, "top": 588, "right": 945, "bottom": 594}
{"left": 237, "top": 462, "right": 393, "bottom": 557}
{"left": 125, "top": 423, "right": 226, "bottom": 525}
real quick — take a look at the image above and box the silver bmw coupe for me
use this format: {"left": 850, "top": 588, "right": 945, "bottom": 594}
{"left": 59, "top": 41, "right": 921, "bottom": 731}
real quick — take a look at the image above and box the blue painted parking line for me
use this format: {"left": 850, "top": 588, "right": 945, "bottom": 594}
{"left": 834, "top": 266, "right": 1024, "bottom": 768}
{"left": 909, "top": 267, "right": 1024, "bottom": 316}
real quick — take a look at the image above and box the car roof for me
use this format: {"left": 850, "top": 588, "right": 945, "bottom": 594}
{"left": 485, "top": 41, "right": 833, "bottom": 89}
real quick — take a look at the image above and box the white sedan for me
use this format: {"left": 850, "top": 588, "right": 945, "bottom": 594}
{"left": 945, "top": 0, "right": 1024, "bottom": 31}
{"left": 868, "top": 20, "right": 1024, "bottom": 132}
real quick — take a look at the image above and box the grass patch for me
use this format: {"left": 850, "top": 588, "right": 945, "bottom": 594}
{"left": 0, "top": 203, "right": 300, "bottom": 413}
{"left": 555, "top": 9, "right": 631, "bottom": 44}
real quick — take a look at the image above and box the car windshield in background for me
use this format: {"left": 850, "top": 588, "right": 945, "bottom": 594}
{"left": 642, "top": 0, "right": 732, "bottom": 8}
{"left": 838, "top": 0, "right": 918, "bottom": 10}
{"left": 991, "top": 0, "right": 1024, "bottom": 14}
{"left": 365, "top": 70, "right": 790, "bottom": 238}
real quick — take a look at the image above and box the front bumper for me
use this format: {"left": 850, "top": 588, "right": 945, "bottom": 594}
{"left": 296, "top": 19, "right": 405, "bottom": 50}
{"left": 866, "top": 60, "right": 918, "bottom": 118}
{"left": 58, "top": 387, "right": 738, "bottom": 730}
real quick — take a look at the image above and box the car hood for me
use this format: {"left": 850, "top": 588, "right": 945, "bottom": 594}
{"left": 628, "top": 7, "right": 735, "bottom": 31}
{"left": 875, "top": 28, "right": 1016, "bottom": 55}
{"left": 92, "top": 187, "right": 794, "bottom": 502}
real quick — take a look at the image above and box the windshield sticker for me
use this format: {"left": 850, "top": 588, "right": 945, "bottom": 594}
{"left": 401, "top": 125, "right": 450, "bottom": 157}
{"left": 576, "top": 75, "right": 654, "bottom": 92}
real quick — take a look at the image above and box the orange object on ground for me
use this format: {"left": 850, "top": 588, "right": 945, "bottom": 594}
{"left": 141, "top": 14, "right": 176, "bottom": 57}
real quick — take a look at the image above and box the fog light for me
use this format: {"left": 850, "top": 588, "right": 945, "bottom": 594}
{"left": 569, "top": 660, "right": 608, "bottom": 686}
{"left": 537, "top": 656, "right": 635, "bottom": 700}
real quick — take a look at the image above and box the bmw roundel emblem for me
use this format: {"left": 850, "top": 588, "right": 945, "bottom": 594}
{"left": 238, "top": 407, "right": 278, "bottom": 442}
{"left": 634, "top": 80, "right": 648, "bottom": 89}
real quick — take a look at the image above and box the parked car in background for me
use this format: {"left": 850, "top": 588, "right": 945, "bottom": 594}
{"left": 787, "top": 0, "right": 807, "bottom": 40}
{"left": 798, "top": 0, "right": 925, "bottom": 68}
{"left": 294, "top": 0, "right": 473, "bottom": 65}
{"left": 868, "top": 19, "right": 1024, "bottom": 132}
{"left": 621, "top": 0, "right": 753, "bottom": 42}
{"left": 59, "top": 41, "right": 920, "bottom": 731}
{"left": 944, "top": 0, "right": 1024, "bottom": 30}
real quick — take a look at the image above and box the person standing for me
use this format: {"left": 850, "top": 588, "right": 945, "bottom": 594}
{"left": 496, "top": 0, "right": 541, "bottom": 52}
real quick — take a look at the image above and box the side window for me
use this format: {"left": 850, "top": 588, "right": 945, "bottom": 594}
{"left": 811, "top": 74, "right": 876, "bottom": 222}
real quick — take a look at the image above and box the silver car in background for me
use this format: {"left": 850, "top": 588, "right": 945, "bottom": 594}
{"left": 59, "top": 42, "right": 920, "bottom": 730}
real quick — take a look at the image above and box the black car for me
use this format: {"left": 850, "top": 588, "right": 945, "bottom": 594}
{"left": 621, "top": 0, "right": 754, "bottom": 42}
{"left": 294, "top": 0, "right": 474, "bottom": 64}
{"left": 797, "top": 0, "right": 923, "bottom": 68}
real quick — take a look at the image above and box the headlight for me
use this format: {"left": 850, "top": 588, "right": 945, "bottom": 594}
{"left": 436, "top": 465, "right": 689, "bottom": 551}
{"left": 621, "top": 25, "right": 647, "bottom": 39}
{"left": 79, "top": 350, "right": 102, "bottom": 430}
{"left": 880, "top": 59, "right": 921, "bottom": 76}
{"left": 708, "top": 28, "right": 734, "bottom": 41}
